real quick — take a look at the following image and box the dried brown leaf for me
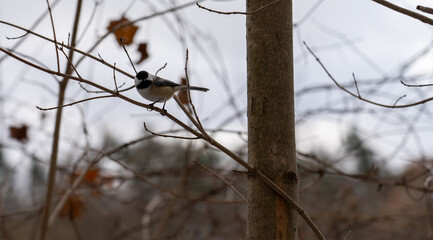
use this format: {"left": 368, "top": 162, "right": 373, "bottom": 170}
{"left": 107, "top": 17, "right": 138, "bottom": 45}
{"left": 136, "top": 42, "right": 149, "bottom": 63}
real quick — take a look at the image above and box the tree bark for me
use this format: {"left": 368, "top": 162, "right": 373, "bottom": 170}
{"left": 246, "top": 0, "right": 298, "bottom": 239}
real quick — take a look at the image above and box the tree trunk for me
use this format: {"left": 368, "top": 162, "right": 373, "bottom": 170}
{"left": 246, "top": 0, "right": 298, "bottom": 239}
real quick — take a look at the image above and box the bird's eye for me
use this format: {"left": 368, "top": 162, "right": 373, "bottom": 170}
{"left": 136, "top": 71, "right": 149, "bottom": 80}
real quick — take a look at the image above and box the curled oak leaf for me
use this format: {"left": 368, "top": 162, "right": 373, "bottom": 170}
{"left": 84, "top": 168, "right": 99, "bottom": 183}
{"left": 178, "top": 77, "right": 189, "bottom": 105}
{"left": 107, "top": 17, "right": 138, "bottom": 45}
{"left": 9, "top": 125, "right": 28, "bottom": 142}
{"left": 178, "top": 78, "right": 194, "bottom": 113}
{"left": 136, "top": 42, "right": 149, "bottom": 64}
{"left": 71, "top": 168, "right": 100, "bottom": 188}
{"left": 60, "top": 194, "right": 84, "bottom": 219}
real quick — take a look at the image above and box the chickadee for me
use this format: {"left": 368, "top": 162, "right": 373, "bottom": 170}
{"left": 134, "top": 71, "right": 209, "bottom": 112}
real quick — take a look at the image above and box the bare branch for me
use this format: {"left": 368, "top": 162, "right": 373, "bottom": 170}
{"left": 121, "top": 38, "right": 137, "bottom": 74}
{"left": 400, "top": 79, "right": 433, "bottom": 87}
{"left": 58, "top": 45, "right": 82, "bottom": 79}
{"left": 75, "top": 0, "right": 206, "bottom": 67}
{"left": 393, "top": 95, "right": 407, "bottom": 106}
{"left": 182, "top": 49, "right": 209, "bottom": 139}
{"left": 371, "top": 0, "right": 433, "bottom": 26}
{"left": 113, "top": 62, "right": 119, "bottom": 94}
{"left": 155, "top": 62, "right": 168, "bottom": 76}
{"left": 5, "top": 30, "right": 30, "bottom": 40}
{"left": 194, "top": 161, "right": 247, "bottom": 203}
{"left": 36, "top": 95, "right": 114, "bottom": 111}
{"left": 45, "top": 0, "right": 60, "bottom": 73}
{"left": 0, "top": 20, "right": 134, "bottom": 79}
{"left": 352, "top": 73, "right": 361, "bottom": 98}
{"left": 196, "top": 0, "right": 282, "bottom": 15}
{"left": 298, "top": 151, "right": 433, "bottom": 193}
{"left": 304, "top": 41, "right": 433, "bottom": 108}
{"left": 143, "top": 122, "right": 199, "bottom": 140}
{"left": 0, "top": 0, "right": 62, "bottom": 63}
{"left": 417, "top": 5, "right": 433, "bottom": 15}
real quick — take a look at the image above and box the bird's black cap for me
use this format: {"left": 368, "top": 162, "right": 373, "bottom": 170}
{"left": 136, "top": 71, "right": 149, "bottom": 80}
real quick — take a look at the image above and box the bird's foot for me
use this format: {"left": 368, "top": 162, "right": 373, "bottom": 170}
{"left": 147, "top": 103, "right": 155, "bottom": 111}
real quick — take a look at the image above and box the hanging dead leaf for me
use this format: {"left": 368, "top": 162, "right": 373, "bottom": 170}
{"left": 84, "top": 168, "right": 100, "bottom": 183}
{"left": 9, "top": 125, "right": 28, "bottom": 142}
{"left": 178, "top": 78, "right": 189, "bottom": 105}
{"left": 70, "top": 168, "right": 113, "bottom": 194}
{"left": 136, "top": 42, "right": 149, "bottom": 63}
{"left": 70, "top": 168, "right": 100, "bottom": 187}
{"left": 107, "top": 17, "right": 138, "bottom": 45}
{"left": 60, "top": 194, "right": 84, "bottom": 219}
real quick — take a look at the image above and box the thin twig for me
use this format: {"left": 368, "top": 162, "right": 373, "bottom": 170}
{"left": 113, "top": 63, "right": 119, "bottom": 94}
{"left": 0, "top": 0, "right": 62, "bottom": 63}
{"left": 298, "top": 152, "right": 433, "bottom": 194}
{"left": 417, "top": 5, "right": 433, "bottom": 15}
{"left": 36, "top": 95, "right": 114, "bottom": 111}
{"left": 0, "top": 20, "right": 134, "bottom": 79}
{"left": 155, "top": 63, "right": 168, "bottom": 76}
{"left": 97, "top": 53, "right": 105, "bottom": 62}
{"left": 73, "top": 0, "right": 206, "bottom": 68}
{"left": 184, "top": 49, "right": 192, "bottom": 104}
{"left": 393, "top": 95, "right": 407, "bottom": 106}
{"left": 59, "top": 44, "right": 97, "bottom": 94}
{"left": 0, "top": 47, "right": 158, "bottom": 113}
{"left": 371, "top": 0, "right": 433, "bottom": 26}
{"left": 343, "top": 230, "right": 352, "bottom": 240}
{"left": 143, "top": 122, "right": 199, "bottom": 140}
{"left": 196, "top": 0, "right": 282, "bottom": 15}
{"left": 352, "top": 73, "right": 361, "bottom": 98}
{"left": 174, "top": 96, "right": 203, "bottom": 131}
{"left": 121, "top": 38, "right": 137, "bottom": 74}
{"left": 45, "top": 0, "right": 60, "bottom": 73}
{"left": 194, "top": 161, "right": 247, "bottom": 203}
{"left": 303, "top": 41, "right": 433, "bottom": 109}
{"left": 400, "top": 79, "right": 433, "bottom": 87}
{"left": 5, "top": 30, "right": 30, "bottom": 40}
{"left": 79, "top": 82, "right": 130, "bottom": 94}
{"left": 183, "top": 49, "right": 209, "bottom": 139}
{"left": 58, "top": 45, "right": 82, "bottom": 79}
{"left": 0, "top": 21, "right": 132, "bottom": 93}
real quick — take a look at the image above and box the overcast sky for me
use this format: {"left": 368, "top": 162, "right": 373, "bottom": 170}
{"left": 1, "top": 0, "right": 433, "bottom": 171}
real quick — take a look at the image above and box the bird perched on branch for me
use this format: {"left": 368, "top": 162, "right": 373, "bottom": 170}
{"left": 134, "top": 71, "right": 209, "bottom": 113}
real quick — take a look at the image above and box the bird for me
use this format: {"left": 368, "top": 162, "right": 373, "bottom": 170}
{"left": 134, "top": 70, "right": 209, "bottom": 113}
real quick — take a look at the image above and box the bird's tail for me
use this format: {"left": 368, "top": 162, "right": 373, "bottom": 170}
{"left": 177, "top": 86, "right": 209, "bottom": 92}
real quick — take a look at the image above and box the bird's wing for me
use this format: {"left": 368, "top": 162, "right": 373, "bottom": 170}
{"left": 153, "top": 77, "right": 180, "bottom": 87}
